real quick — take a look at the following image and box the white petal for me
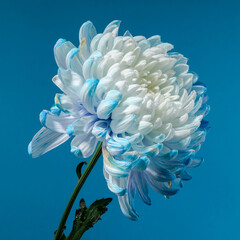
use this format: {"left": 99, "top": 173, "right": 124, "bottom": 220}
{"left": 54, "top": 39, "right": 75, "bottom": 69}
{"left": 71, "top": 133, "right": 98, "bottom": 158}
{"left": 28, "top": 127, "right": 69, "bottom": 158}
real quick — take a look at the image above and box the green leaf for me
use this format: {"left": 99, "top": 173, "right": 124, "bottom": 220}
{"left": 66, "top": 198, "right": 112, "bottom": 240}
{"left": 76, "top": 161, "right": 87, "bottom": 179}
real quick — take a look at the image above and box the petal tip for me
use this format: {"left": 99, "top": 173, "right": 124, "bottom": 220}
{"left": 71, "top": 146, "right": 83, "bottom": 158}
{"left": 39, "top": 111, "right": 47, "bottom": 126}
{"left": 66, "top": 124, "right": 74, "bottom": 136}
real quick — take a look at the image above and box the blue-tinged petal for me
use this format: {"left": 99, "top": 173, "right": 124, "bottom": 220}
{"left": 118, "top": 173, "right": 139, "bottom": 221}
{"left": 66, "top": 48, "right": 83, "bottom": 75}
{"left": 189, "top": 96, "right": 203, "bottom": 116}
{"left": 54, "top": 93, "right": 74, "bottom": 113}
{"left": 123, "top": 30, "right": 133, "bottom": 37}
{"left": 39, "top": 110, "right": 76, "bottom": 133}
{"left": 54, "top": 39, "right": 75, "bottom": 69}
{"left": 109, "top": 156, "right": 132, "bottom": 171}
{"left": 103, "top": 20, "right": 121, "bottom": 36}
{"left": 152, "top": 155, "right": 186, "bottom": 172}
{"left": 79, "top": 78, "right": 99, "bottom": 114}
{"left": 156, "top": 161, "right": 186, "bottom": 175}
{"left": 197, "top": 103, "right": 210, "bottom": 117}
{"left": 97, "top": 90, "right": 122, "bottom": 120}
{"left": 174, "top": 64, "right": 189, "bottom": 76}
{"left": 191, "top": 129, "right": 206, "bottom": 141}
{"left": 52, "top": 75, "right": 78, "bottom": 101}
{"left": 151, "top": 133, "right": 166, "bottom": 143}
{"left": 138, "top": 39, "right": 151, "bottom": 53}
{"left": 92, "top": 120, "right": 109, "bottom": 141}
{"left": 192, "top": 73, "right": 199, "bottom": 84}
{"left": 28, "top": 127, "right": 69, "bottom": 158}
{"left": 121, "top": 151, "right": 140, "bottom": 162}
{"left": 145, "top": 173, "right": 179, "bottom": 196}
{"left": 187, "top": 157, "right": 204, "bottom": 168}
{"left": 133, "top": 36, "right": 146, "bottom": 43}
{"left": 106, "top": 180, "right": 126, "bottom": 196}
{"left": 192, "top": 85, "right": 207, "bottom": 95}
{"left": 188, "top": 132, "right": 206, "bottom": 148}
{"left": 118, "top": 194, "right": 138, "bottom": 221}
{"left": 146, "top": 161, "right": 176, "bottom": 182}
{"left": 132, "top": 156, "right": 150, "bottom": 171}
{"left": 90, "top": 34, "right": 103, "bottom": 52}
{"left": 122, "top": 133, "right": 144, "bottom": 144}
{"left": 106, "top": 136, "right": 131, "bottom": 156}
{"left": 66, "top": 114, "right": 98, "bottom": 136}
{"left": 95, "top": 76, "right": 114, "bottom": 100}
{"left": 110, "top": 114, "right": 137, "bottom": 133}
{"left": 202, "top": 94, "right": 209, "bottom": 104}
{"left": 97, "top": 98, "right": 119, "bottom": 119}
{"left": 50, "top": 105, "right": 61, "bottom": 116}
{"left": 97, "top": 32, "right": 114, "bottom": 54}
{"left": 157, "top": 150, "right": 178, "bottom": 161}
{"left": 179, "top": 170, "right": 192, "bottom": 181}
{"left": 164, "top": 136, "right": 191, "bottom": 150}
{"left": 194, "top": 80, "right": 207, "bottom": 87}
{"left": 71, "top": 133, "right": 98, "bottom": 158}
{"left": 176, "top": 150, "right": 194, "bottom": 162}
{"left": 132, "top": 171, "right": 151, "bottom": 205}
{"left": 134, "top": 143, "right": 163, "bottom": 158}
{"left": 147, "top": 35, "right": 161, "bottom": 47}
{"left": 57, "top": 69, "right": 85, "bottom": 98}
{"left": 157, "top": 43, "right": 174, "bottom": 53}
{"left": 111, "top": 96, "right": 142, "bottom": 119}
{"left": 79, "top": 21, "right": 97, "bottom": 55}
{"left": 82, "top": 51, "right": 103, "bottom": 80}
{"left": 102, "top": 147, "right": 129, "bottom": 177}
{"left": 52, "top": 75, "right": 68, "bottom": 96}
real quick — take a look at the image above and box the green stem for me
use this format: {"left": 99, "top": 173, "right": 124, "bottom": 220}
{"left": 54, "top": 142, "right": 103, "bottom": 240}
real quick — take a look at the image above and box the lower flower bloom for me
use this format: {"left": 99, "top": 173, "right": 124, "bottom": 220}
{"left": 29, "top": 20, "right": 210, "bottom": 220}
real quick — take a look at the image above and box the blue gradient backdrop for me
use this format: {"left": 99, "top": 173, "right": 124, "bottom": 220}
{"left": 1, "top": 0, "right": 239, "bottom": 239}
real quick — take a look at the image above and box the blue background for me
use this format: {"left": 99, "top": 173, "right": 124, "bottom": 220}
{"left": 1, "top": 0, "right": 239, "bottom": 239}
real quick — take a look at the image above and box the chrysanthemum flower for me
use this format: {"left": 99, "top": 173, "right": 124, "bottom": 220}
{"left": 29, "top": 20, "right": 210, "bottom": 220}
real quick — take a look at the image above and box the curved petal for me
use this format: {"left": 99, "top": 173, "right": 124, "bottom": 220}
{"left": 39, "top": 110, "right": 76, "bottom": 133}
{"left": 91, "top": 120, "right": 109, "bottom": 141}
{"left": 110, "top": 114, "right": 137, "bottom": 133}
{"left": 132, "top": 171, "right": 151, "bottom": 205}
{"left": 103, "top": 20, "right": 121, "bottom": 36}
{"left": 54, "top": 39, "right": 75, "bottom": 69}
{"left": 102, "top": 147, "right": 129, "bottom": 177}
{"left": 57, "top": 69, "right": 85, "bottom": 98}
{"left": 145, "top": 172, "right": 179, "bottom": 196}
{"left": 82, "top": 51, "right": 103, "bottom": 80}
{"left": 106, "top": 135, "right": 131, "bottom": 156}
{"left": 66, "top": 114, "right": 97, "bottom": 136}
{"left": 132, "top": 156, "right": 150, "bottom": 171}
{"left": 147, "top": 35, "right": 161, "bottom": 47}
{"left": 79, "top": 78, "right": 99, "bottom": 114}
{"left": 66, "top": 48, "right": 83, "bottom": 75}
{"left": 186, "top": 157, "right": 204, "bottom": 168}
{"left": 118, "top": 171, "right": 140, "bottom": 220}
{"left": 103, "top": 168, "right": 127, "bottom": 196}
{"left": 146, "top": 161, "right": 176, "bottom": 182}
{"left": 97, "top": 90, "right": 122, "bottom": 120}
{"left": 28, "top": 127, "right": 69, "bottom": 158}
{"left": 71, "top": 133, "right": 98, "bottom": 158}
{"left": 54, "top": 93, "right": 74, "bottom": 113}
{"left": 79, "top": 21, "right": 97, "bottom": 55}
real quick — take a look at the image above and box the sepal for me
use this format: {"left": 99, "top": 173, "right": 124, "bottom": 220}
{"left": 65, "top": 198, "right": 112, "bottom": 240}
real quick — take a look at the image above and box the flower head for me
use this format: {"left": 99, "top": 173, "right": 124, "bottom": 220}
{"left": 29, "top": 20, "right": 210, "bottom": 220}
